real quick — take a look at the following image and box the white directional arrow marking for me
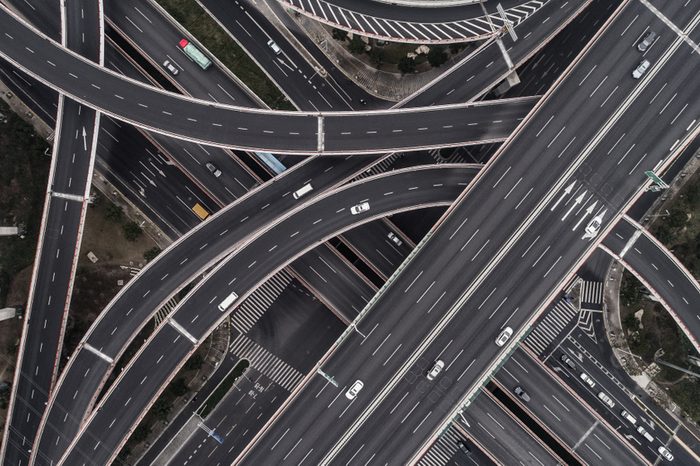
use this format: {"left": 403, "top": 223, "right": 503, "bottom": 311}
{"left": 550, "top": 181, "right": 576, "bottom": 211}
{"left": 141, "top": 172, "right": 157, "bottom": 187}
{"left": 562, "top": 190, "right": 586, "bottom": 221}
{"left": 150, "top": 161, "right": 165, "bottom": 177}
{"left": 572, "top": 200, "right": 597, "bottom": 231}
{"left": 81, "top": 127, "right": 87, "bottom": 151}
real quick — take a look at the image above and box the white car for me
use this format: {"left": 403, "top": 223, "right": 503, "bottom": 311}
{"left": 387, "top": 231, "right": 403, "bottom": 247}
{"left": 162, "top": 59, "right": 179, "bottom": 76}
{"left": 350, "top": 202, "right": 370, "bottom": 215}
{"left": 637, "top": 425, "right": 654, "bottom": 442}
{"left": 426, "top": 360, "right": 444, "bottom": 381}
{"left": 658, "top": 446, "right": 674, "bottom": 461}
{"left": 632, "top": 59, "right": 651, "bottom": 79}
{"left": 495, "top": 327, "right": 513, "bottom": 347}
{"left": 597, "top": 391, "right": 615, "bottom": 408}
{"left": 345, "top": 380, "right": 363, "bottom": 400}
{"left": 205, "top": 162, "right": 222, "bottom": 178}
{"left": 267, "top": 39, "right": 282, "bottom": 55}
{"left": 580, "top": 372, "right": 596, "bottom": 389}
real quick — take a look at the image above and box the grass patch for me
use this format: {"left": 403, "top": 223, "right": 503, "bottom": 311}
{"left": 198, "top": 359, "right": 249, "bottom": 418}
{"left": 154, "top": 0, "right": 294, "bottom": 110}
{"left": 0, "top": 100, "right": 50, "bottom": 307}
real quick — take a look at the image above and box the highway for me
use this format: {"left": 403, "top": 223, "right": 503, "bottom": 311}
{"left": 456, "top": 389, "right": 564, "bottom": 465}
{"left": 48, "top": 165, "right": 473, "bottom": 465}
{"left": 0, "top": 1, "right": 102, "bottom": 464}
{"left": 494, "top": 347, "right": 643, "bottom": 464}
{"left": 238, "top": 2, "right": 700, "bottom": 464}
{"left": 0, "top": 3, "right": 534, "bottom": 154}
{"left": 601, "top": 216, "right": 700, "bottom": 352}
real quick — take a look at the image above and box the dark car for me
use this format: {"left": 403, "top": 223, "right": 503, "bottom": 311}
{"left": 457, "top": 441, "right": 472, "bottom": 456}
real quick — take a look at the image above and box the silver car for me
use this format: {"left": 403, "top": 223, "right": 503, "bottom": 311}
{"left": 350, "top": 202, "right": 370, "bottom": 215}
{"left": 162, "top": 59, "right": 179, "bottom": 76}
{"left": 632, "top": 59, "right": 651, "bottom": 79}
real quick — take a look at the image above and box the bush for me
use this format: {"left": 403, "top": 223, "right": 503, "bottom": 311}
{"left": 332, "top": 28, "right": 348, "bottom": 41}
{"left": 168, "top": 377, "right": 189, "bottom": 398}
{"left": 185, "top": 353, "right": 204, "bottom": 371}
{"left": 123, "top": 222, "right": 142, "bottom": 242}
{"left": 398, "top": 56, "right": 416, "bottom": 74}
{"left": 427, "top": 46, "right": 448, "bottom": 67}
{"left": 349, "top": 36, "right": 366, "bottom": 54}
{"left": 369, "top": 47, "right": 385, "bottom": 66}
{"left": 143, "top": 247, "right": 161, "bottom": 262}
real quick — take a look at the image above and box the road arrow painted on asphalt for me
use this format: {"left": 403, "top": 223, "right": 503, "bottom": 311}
{"left": 81, "top": 127, "right": 87, "bottom": 151}
{"left": 141, "top": 172, "right": 157, "bottom": 187}
{"left": 572, "top": 200, "right": 597, "bottom": 231}
{"left": 150, "top": 161, "right": 165, "bottom": 177}
{"left": 562, "top": 190, "right": 586, "bottom": 221}
{"left": 550, "top": 181, "right": 575, "bottom": 211}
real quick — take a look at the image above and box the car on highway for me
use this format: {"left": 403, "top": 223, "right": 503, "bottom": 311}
{"left": 345, "top": 380, "right": 364, "bottom": 400}
{"left": 560, "top": 354, "right": 576, "bottom": 369}
{"left": 637, "top": 425, "right": 654, "bottom": 442}
{"left": 637, "top": 30, "right": 656, "bottom": 52}
{"left": 621, "top": 409, "right": 637, "bottom": 425}
{"left": 387, "top": 231, "right": 403, "bottom": 247}
{"left": 426, "top": 360, "right": 444, "bottom": 381}
{"left": 597, "top": 391, "right": 615, "bottom": 408}
{"left": 205, "top": 162, "right": 222, "bottom": 178}
{"left": 162, "top": 59, "right": 179, "bottom": 76}
{"left": 580, "top": 372, "right": 596, "bottom": 389}
{"left": 292, "top": 183, "right": 313, "bottom": 199}
{"left": 457, "top": 441, "right": 472, "bottom": 456}
{"left": 514, "top": 386, "right": 530, "bottom": 402}
{"left": 217, "top": 291, "right": 238, "bottom": 312}
{"left": 658, "top": 446, "right": 674, "bottom": 461}
{"left": 267, "top": 39, "right": 282, "bottom": 55}
{"left": 632, "top": 59, "right": 651, "bottom": 79}
{"left": 350, "top": 202, "right": 370, "bottom": 215}
{"left": 495, "top": 327, "right": 513, "bottom": 347}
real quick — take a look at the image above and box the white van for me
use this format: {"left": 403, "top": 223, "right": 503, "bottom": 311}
{"left": 637, "top": 425, "right": 654, "bottom": 442}
{"left": 621, "top": 409, "right": 637, "bottom": 425}
{"left": 217, "top": 291, "right": 239, "bottom": 311}
{"left": 293, "top": 183, "right": 313, "bottom": 199}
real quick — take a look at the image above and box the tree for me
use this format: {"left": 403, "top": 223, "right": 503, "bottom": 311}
{"left": 427, "top": 46, "right": 448, "bottom": 68}
{"left": 105, "top": 203, "right": 123, "bottom": 223}
{"left": 397, "top": 56, "right": 416, "bottom": 74}
{"left": 349, "top": 36, "right": 366, "bottom": 54}
{"left": 123, "top": 221, "right": 142, "bottom": 242}
{"left": 332, "top": 28, "right": 348, "bottom": 41}
{"left": 143, "top": 246, "right": 161, "bottom": 262}
{"left": 369, "top": 46, "right": 385, "bottom": 66}
{"left": 168, "top": 377, "right": 189, "bottom": 398}
{"left": 185, "top": 353, "right": 204, "bottom": 371}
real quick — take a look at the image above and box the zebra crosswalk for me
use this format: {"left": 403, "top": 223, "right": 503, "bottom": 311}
{"left": 229, "top": 270, "right": 293, "bottom": 334}
{"left": 428, "top": 148, "right": 469, "bottom": 164}
{"left": 154, "top": 296, "right": 179, "bottom": 325}
{"left": 352, "top": 153, "right": 402, "bottom": 180}
{"left": 524, "top": 299, "right": 579, "bottom": 357}
{"left": 580, "top": 280, "right": 603, "bottom": 307}
{"left": 228, "top": 333, "right": 303, "bottom": 392}
{"left": 418, "top": 424, "right": 465, "bottom": 466}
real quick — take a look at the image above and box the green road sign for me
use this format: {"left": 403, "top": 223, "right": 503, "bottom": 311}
{"left": 644, "top": 170, "right": 669, "bottom": 189}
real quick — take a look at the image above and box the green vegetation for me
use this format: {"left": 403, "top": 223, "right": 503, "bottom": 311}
{"left": 620, "top": 167, "right": 700, "bottom": 422}
{"left": 0, "top": 100, "right": 50, "bottom": 307}
{"left": 650, "top": 170, "right": 700, "bottom": 276}
{"left": 397, "top": 56, "right": 416, "bottom": 74}
{"left": 349, "top": 36, "right": 366, "bottom": 54}
{"left": 198, "top": 359, "right": 249, "bottom": 418}
{"left": 427, "top": 46, "right": 448, "bottom": 67}
{"left": 123, "top": 221, "right": 143, "bottom": 242}
{"left": 154, "top": 0, "right": 293, "bottom": 110}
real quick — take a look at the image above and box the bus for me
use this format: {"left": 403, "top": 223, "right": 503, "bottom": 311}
{"left": 178, "top": 39, "right": 212, "bottom": 70}
{"left": 192, "top": 203, "right": 210, "bottom": 221}
{"left": 254, "top": 151, "right": 286, "bottom": 175}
